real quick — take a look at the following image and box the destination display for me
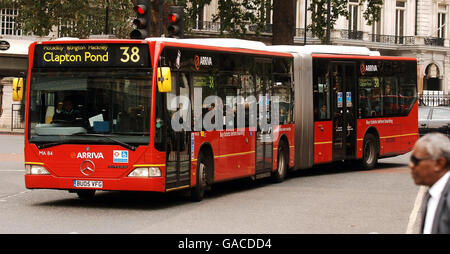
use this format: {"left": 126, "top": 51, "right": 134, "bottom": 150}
{"left": 34, "top": 43, "right": 150, "bottom": 68}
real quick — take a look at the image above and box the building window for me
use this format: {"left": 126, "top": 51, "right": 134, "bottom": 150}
{"left": 348, "top": 0, "right": 359, "bottom": 33}
{"left": 0, "top": 8, "right": 21, "bottom": 36}
{"left": 58, "top": 19, "right": 75, "bottom": 38}
{"left": 438, "top": 5, "right": 447, "bottom": 38}
{"left": 371, "top": 20, "right": 382, "bottom": 42}
{"left": 395, "top": 1, "right": 405, "bottom": 41}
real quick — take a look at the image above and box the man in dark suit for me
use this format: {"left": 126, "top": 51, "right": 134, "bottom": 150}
{"left": 409, "top": 132, "right": 450, "bottom": 234}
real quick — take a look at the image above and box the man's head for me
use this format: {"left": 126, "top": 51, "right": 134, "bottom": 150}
{"left": 409, "top": 133, "right": 450, "bottom": 186}
{"left": 63, "top": 100, "right": 73, "bottom": 111}
{"left": 61, "top": 97, "right": 74, "bottom": 112}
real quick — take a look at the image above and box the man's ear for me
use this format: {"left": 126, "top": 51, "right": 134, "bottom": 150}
{"left": 435, "top": 157, "right": 448, "bottom": 172}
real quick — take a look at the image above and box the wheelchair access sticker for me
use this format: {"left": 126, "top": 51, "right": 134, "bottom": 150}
{"left": 113, "top": 150, "right": 129, "bottom": 163}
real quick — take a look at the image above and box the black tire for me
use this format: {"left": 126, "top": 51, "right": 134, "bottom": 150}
{"left": 272, "top": 142, "right": 288, "bottom": 183}
{"left": 360, "top": 133, "right": 378, "bottom": 170}
{"left": 191, "top": 152, "right": 209, "bottom": 202}
{"left": 76, "top": 190, "right": 96, "bottom": 199}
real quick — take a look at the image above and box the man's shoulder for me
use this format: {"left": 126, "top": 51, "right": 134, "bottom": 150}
{"left": 444, "top": 173, "right": 450, "bottom": 203}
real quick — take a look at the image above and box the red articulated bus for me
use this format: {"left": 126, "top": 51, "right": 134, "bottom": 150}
{"left": 24, "top": 39, "right": 418, "bottom": 201}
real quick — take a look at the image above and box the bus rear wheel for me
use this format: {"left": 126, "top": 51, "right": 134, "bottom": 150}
{"left": 360, "top": 133, "right": 378, "bottom": 170}
{"left": 272, "top": 142, "right": 288, "bottom": 183}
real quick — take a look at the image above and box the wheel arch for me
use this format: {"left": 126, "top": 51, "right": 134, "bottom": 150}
{"left": 278, "top": 134, "right": 290, "bottom": 168}
{"left": 363, "top": 126, "right": 380, "bottom": 156}
{"left": 198, "top": 142, "right": 214, "bottom": 184}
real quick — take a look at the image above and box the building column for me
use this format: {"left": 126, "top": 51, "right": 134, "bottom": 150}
{"left": 445, "top": 53, "right": 450, "bottom": 94}
{"left": 0, "top": 77, "right": 14, "bottom": 130}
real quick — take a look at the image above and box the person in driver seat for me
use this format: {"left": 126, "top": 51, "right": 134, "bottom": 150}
{"left": 53, "top": 97, "right": 79, "bottom": 122}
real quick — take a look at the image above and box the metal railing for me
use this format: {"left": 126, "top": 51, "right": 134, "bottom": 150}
{"left": 11, "top": 104, "right": 24, "bottom": 131}
{"left": 424, "top": 37, "right": 445, "bottom": 47}
{"left": 339, "top": 29, "right": 364, "bottom": 40}
{"left": 369, "top": 34, "right": 415, "bottom": 45}
{"left": 419, "top": 93, "right": 450, "bottom": 107}
{"left": 192, "top": 21, "right": 272, "bottom": 34}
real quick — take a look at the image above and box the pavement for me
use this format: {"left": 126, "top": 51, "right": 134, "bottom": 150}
{"left": 0, "top": 127, "right": 24, "bottom": 135}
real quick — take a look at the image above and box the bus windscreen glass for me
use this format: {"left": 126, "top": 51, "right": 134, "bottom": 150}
{"left": 28, "top": 69, "right": 152, "bottom": 147}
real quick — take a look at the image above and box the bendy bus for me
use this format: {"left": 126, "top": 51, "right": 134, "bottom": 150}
{"left": 24, "top": 38, "right": 418, "bottom": 200}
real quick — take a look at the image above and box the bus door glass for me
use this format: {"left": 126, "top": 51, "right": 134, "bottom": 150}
{"left": 255, "top": 59, "right": 273, "bottom": 174}
{"left": 331, "top": 62, "right": 357, "bottom": 160}
{"left": 165, "top": 72, "right": 191, "bottom": 190}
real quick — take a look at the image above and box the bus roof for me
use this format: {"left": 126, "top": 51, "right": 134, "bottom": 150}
{"left": 145, "top": 37, "right": 268, "bottom": 51}
{"left": 268, "top": 45, "right": 381, "bottom": 56}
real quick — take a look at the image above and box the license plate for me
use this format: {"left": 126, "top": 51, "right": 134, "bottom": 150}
{"left": 73, "top": 180, "right": 103, "bottom": 189}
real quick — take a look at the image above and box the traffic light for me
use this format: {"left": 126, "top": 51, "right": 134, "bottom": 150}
{"left": 130, "top": 0, "right": 151, "bottom": 39}
{"left": 167, "top": 6, "right": 184, "bottom": 38}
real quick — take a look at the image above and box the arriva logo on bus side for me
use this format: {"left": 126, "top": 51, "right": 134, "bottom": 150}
{"left": 360, "top": 63, "right": 378, "bottom": 76}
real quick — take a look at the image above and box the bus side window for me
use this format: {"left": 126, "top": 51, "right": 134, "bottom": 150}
{"left": 273, "top": 58, "right": 293, "bottom": 124}
{"left": 398, "top": 62, "right": 417, "bottom": 115}
{"left": 358, "top": 77, "right": 381, "bottom": 118}
{"left": 313, "top": 61, "right": 331, "bottom": 121}
{"left": 382, "top": 77, "right": 398, "bottom": 116}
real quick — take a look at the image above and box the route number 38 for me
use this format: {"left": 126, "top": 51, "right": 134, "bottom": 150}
{"left": 120, "top": 46, "right": 140, "bottom": 63}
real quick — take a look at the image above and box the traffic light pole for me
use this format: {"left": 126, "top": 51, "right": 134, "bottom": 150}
{"left": 159, "top": 0, "right": 163, "bottom": 36}
{"left": 326, "top": 0, "right": 331, "bottom": 45}
{"left": 105, "top": 0, "right": 109, "bottom": 34}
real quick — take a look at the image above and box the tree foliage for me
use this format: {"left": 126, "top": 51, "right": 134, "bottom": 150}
{"left": 308, "top": 0, "right": 348, "bottom": 44}
{"left": 184, "top": 0, "right": 272, "bottom": 38}
{"left": 308, "top": 0, "right": 383, "bottom": 44}
{"left": 362, "top": 0, "right": 383, "bottom": 26}
{"left": 0, "top": 0, "right": 134, "bottom": 38}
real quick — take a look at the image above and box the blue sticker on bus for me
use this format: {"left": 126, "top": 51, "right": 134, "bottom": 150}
{"left": 113, "top": 150, "right": 128, "bottom": 163}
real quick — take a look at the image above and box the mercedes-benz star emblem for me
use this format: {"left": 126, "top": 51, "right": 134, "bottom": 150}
{"left": 80, "top": 160, "right": 95, "bottom": 176}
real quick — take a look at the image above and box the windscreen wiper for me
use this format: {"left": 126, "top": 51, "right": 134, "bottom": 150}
{"left": 73, "top": 133, "right": 137, "bottom": 151}
{"left": 36, "top": 140, "right": 71, "bottom": 149}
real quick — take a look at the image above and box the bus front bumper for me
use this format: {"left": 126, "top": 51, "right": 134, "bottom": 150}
{"left": 25, "top": 175, "right": 166, "bottom": 192}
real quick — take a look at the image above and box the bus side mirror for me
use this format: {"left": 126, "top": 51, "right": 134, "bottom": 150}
{"left": 157, "top": 67, "right": 172, "bottom": 93}
{"left": 12, "top": 77, "right": 24, "bottom": 101}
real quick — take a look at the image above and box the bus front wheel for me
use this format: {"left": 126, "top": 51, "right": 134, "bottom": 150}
{"left": 191, "top": 152, "right": 210, "bottom": 202}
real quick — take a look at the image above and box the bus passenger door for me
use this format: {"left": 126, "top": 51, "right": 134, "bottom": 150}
{"left": 165, "top": 72, "right": 191, "bottom": 191}
{"left": 255, "top": 60, "right": 273, "bottom": 176}
{"left": 331, "top": 62, "right": 357, "bottom": 161}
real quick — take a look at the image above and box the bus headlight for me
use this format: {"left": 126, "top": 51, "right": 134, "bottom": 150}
{"left": 128, "top": 167, "right": 161, "bottom": 177}
{"left": 25, "top": 164, "right": 50, "bottom": 175}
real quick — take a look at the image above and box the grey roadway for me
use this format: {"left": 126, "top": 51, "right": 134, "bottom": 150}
{"left": 0, "top": 134, "right": 422, "bottom": 234}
